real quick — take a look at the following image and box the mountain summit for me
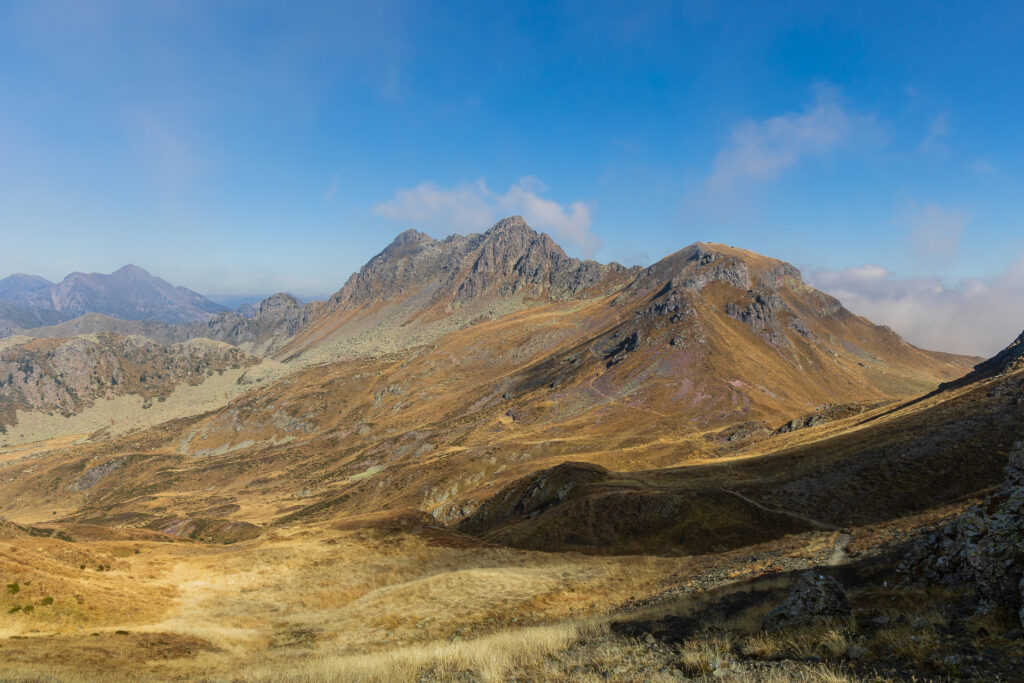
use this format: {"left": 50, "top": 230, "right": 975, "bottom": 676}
{"left": 330, "top": 216, "right": 633, "bottom": 311}
{"left": 0, "top": 273, "right": 53, "bottom": 302}
{"left": 0, "top": 265, "right": 225, "bottom": 325}
{"left": 278, "top": 217, "right": 638, "bottom": 361}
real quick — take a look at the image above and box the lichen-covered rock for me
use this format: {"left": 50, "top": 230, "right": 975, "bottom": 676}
{"left": 763, "top": 571, "right": 851, "bottom": 631}
{"left": 901, "top": 438, "right": 1024, "bottom": 625}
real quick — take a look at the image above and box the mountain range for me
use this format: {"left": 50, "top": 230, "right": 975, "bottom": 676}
{"left": 1, "top": 217, "right": 1020, "bottom": 681}
{"left": 0, "top": 264, "right": 226, "bottom": 327}
{"left": 0, "top": 217, "right": 976, "bottom": 446}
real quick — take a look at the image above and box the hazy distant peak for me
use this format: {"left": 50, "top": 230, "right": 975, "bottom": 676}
{"left": 112, "top": 263, "right": 151, "bottom": 276}
{"left": 0, "top": 273, "right": 54, "bottom": 302}
{"left": 0, "top": 264, "right": 225, "bottom": 325}
{"left": 1, "top": 273, "right": 52, "bottom": 287}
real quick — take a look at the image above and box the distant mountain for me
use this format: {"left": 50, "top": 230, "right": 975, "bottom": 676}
{"left": 23, "top": 292, "right": 326, "bottom": 357}
{"left": 0, "top": 265, "right": 226, "bottom": 325}
{"left": 0, "top": 300, "right": 68, "bottom": 336}
{"left": 206, "top": 294, "right": 277, "bottom": 313}
{"left": 0, "top": 274, "right": 53, "bottom": 303}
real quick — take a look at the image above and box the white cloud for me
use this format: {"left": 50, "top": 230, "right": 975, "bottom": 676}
{"left": 906, "top": 204, "right": 967, "bottom": 263}
{"left": 806, "top": 259, "right": 1024, "bottom": 357}
{"left": 706, "top": 84, "right": 883, "bottom": 190}
{"left": 374, "top": 177, "right": 602, "bottom": 256}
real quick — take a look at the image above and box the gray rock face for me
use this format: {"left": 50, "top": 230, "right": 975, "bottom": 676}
{"left": 763, "top": 571, "right": 851, "bottom": 631}
{"left": 724, "top": 289, "right": 789, "bottom": 346}
{"left": 329, "top": 216, "right": 635, "bottom": 313}
{"left": 901, "top": 438, "right": 1024, "bottom": 625}
{"left": 0, "top": 333, "right": 259, "bottom": 427}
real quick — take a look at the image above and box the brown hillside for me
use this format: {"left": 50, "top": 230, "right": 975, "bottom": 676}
{"left": 0, "top": 229, "right": 978, "bottom": 534}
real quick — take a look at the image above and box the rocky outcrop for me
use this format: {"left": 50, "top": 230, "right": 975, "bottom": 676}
{"left": 724, "top": 289, "right": 790, "bottom": 346}
{"left": 763, "top": 571, "right": 852, "bottom": 631}
{"left": 0, "top": 333, "right": 259, "bottom": 427}
{"left": 901, "top": 438, "right": 1024, "bottom": 626}
{"left": 774, "top": 401, "right": 894, "bottom": 435}
{"left": 961, "top": 330, "right": 1024, "bottom": 382}
{"left": 456, "top": 462, "right": 610, "bottom": 532}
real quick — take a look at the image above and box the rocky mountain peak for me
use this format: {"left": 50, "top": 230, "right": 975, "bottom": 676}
{"left": 256, "top": 293, "right": 302, "bottom": 320}
{"left": 385, "top": 228, "right": 436, "bottom": 252}
{"left": 482, "top": 215, "right": 541, "bottom": 242}
{"left": 325, "top": 217, "right": 635, "bottom": 320}
{"left": 475, "top": 216, "right": 564, "bottom": 261}
{"left": 487, "top": 214, "right": 529, "bottom": 231}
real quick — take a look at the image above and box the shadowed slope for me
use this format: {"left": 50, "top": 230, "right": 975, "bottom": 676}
{"left": 459, "top": 330, "right": 1023, "bottom": 554}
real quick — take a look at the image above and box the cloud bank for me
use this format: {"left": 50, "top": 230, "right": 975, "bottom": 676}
{"left": 806, "top": 259, "right": 1024, "bottom": 357}
{"left": 374, "top": 177, "right": 601, "bottom": 256}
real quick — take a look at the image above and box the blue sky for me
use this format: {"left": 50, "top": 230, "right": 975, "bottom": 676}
{"left": 1, "top": 1, "right": 1023, "bottom": 354}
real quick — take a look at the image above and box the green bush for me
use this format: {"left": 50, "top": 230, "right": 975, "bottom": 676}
{"left": 6, "top": 582, "right": 19, "bottom": 594}
{"left": 41, "top": 596, "right": 54, "bottom": 606}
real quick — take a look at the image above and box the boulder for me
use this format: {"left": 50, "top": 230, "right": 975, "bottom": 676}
{"left": 763, "top": 571, "right": 851, "bottom": 631}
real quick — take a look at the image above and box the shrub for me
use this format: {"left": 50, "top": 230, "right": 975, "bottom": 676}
{"left": 41, "top": 597, "right": 54, "bottom": 606}
{"left": 6, "top": 582, "right": 19, "bottom": 594}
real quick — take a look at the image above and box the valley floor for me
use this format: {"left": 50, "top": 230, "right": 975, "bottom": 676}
{"left": 2, "top": 498, "right": 1017, "bottom": 682}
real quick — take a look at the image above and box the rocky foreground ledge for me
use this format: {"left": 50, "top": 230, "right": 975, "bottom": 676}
{"left": 901, "top": 435, "right": 1024, "bottom": 628}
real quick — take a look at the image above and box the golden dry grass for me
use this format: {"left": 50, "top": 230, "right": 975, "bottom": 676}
{"left": 0, "top": 522, "right": 686, "bottom": 679}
